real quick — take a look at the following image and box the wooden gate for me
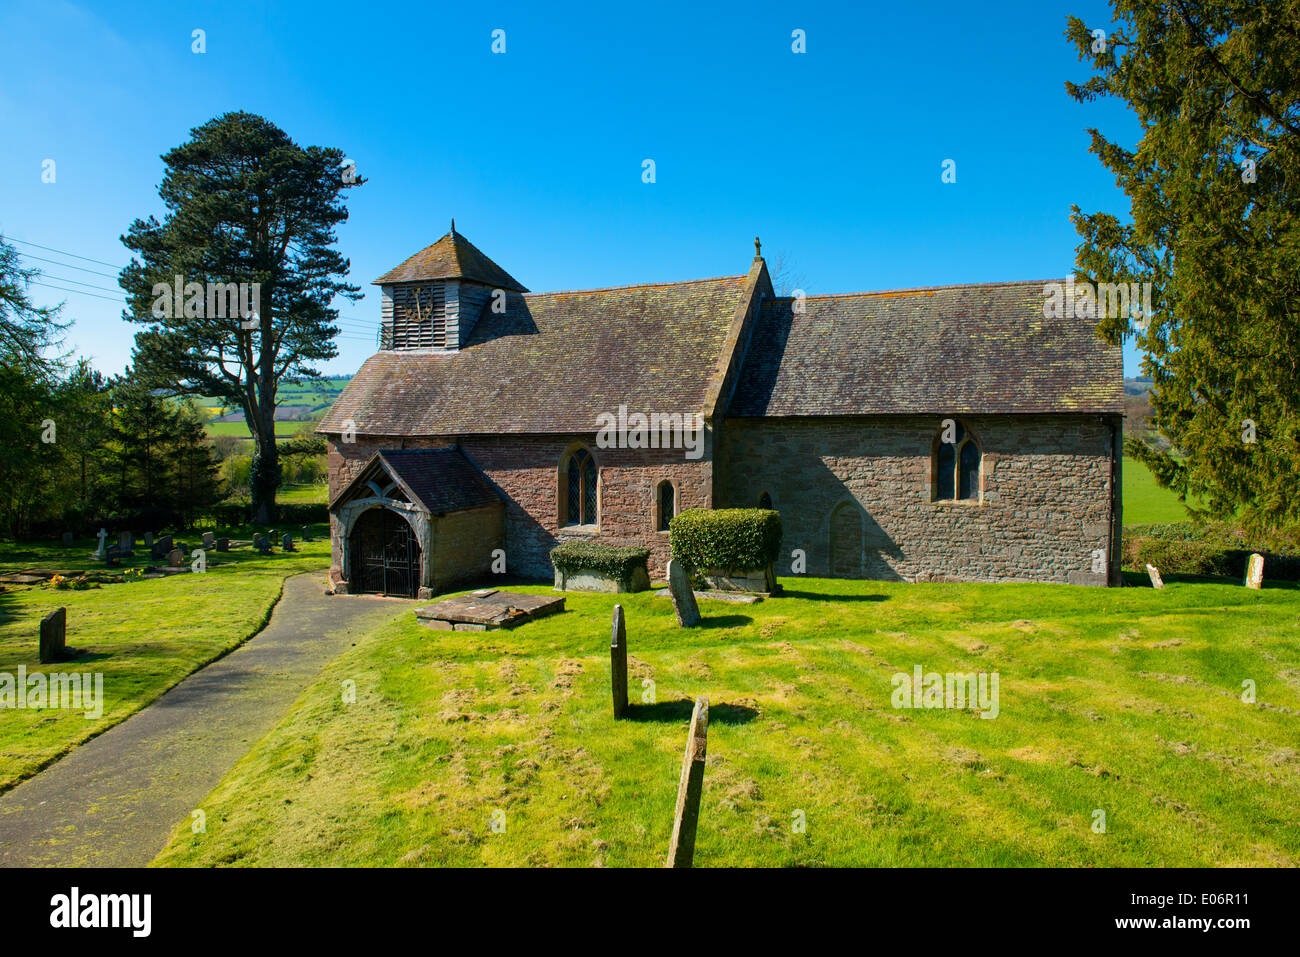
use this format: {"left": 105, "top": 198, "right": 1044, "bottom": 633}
{"left": 348, "top": 507, "right": 420, "bottom": 598}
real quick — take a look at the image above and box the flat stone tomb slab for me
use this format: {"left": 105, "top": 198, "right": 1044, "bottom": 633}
{"left": 414, "top": 590, "right": 565, "bottom": 631}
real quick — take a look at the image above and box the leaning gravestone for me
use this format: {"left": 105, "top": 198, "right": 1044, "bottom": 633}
{"left": 201, "top": 531, "right": 216, "bottom": 549}
{"left": 1146, "top": 564, "right": 1164, "bottom": 590}
{"left": 1244, "top": 553, "right": 1264, "bottom": 589}
{"left": 39, "top": 607, "right": 69, "bottom": 664}
{"left": 282, "top": 533, "right": 296, "bottom": 552}
{"left": 611, "top": 605, "right": 629, "bottom": 719}
{"left": 61, "top": 531, "right": 74, "bottom": 548}
{"left": 665, "top": 696, "right": 709, "bottom": 868}
{"left": 667, "top": 559, "right": 701, "bottom": 627}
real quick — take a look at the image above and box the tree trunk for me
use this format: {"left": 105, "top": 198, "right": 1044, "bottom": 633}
{"left": 249, "top": 376, "right": 280, "bottom": 526}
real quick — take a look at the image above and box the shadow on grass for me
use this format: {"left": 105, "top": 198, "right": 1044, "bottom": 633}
{"left": 623, "top": 698, "right": 760, "bottom": 725}
{"left": 698, "top": 614, "right": 753, "bottom": 629}
{"left": 779, "top": 589, "right": 888, "bottom": 603}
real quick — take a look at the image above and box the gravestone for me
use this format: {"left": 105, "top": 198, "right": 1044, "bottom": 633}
{"left": 216, "top": 538, "right": 230, "bottom": 552}
{"left": 39, "top": 607, "right": 68, "bottom": 664}
{"left": 256, "top": 535, "right": 272, "bottom": 555}
{"left": 667, "top": 559, "right": 701, "bottom": 627}
{"left": 61, "top": 531, "right": 74, "bottom": 547}
{"left": 202, "top": 531, "right": 216, "bottom": 549}
{"left": 118, "top": 531, "right": 134, "bottom": 556}
{"left": 144, "top": 531, "right": 154, "bottom": 548}
{"left": 104, "top": 544, "right": 121, "bottom": 566}
{"left": 282, "top": 533, "right": 296, "bottom": 552}
{"left": 611, "top": 604, "right": 629, "bottom": 719}
{"left": 1245, "top": 553, "right": 1264, "bottom": 589}
{"left": 665, "top": 696, "right": 709, "bottom": 868}
{"left": 93, "top": 528, "right": 107, "bottom": 560}
{"left": 1146, "top": 564, "right": 1164, "bottom": 590}
{"left": 302, "top": 526, "right": 312, "bottom": 542}
{"left": 167, "top": 547, "right": 184, "bottom": 567}
{"left": 151, "top": 535, "right": 173, "bottom": 560}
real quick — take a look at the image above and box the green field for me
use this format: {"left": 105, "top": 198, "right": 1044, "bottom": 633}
{"left": 1123, "top": 456, "right": 1191, "bottom": 525}
{"left": 206, "top": 421, "right": 307, "bottom": 440}
{"left": 153, "top": 573, "right": 1300, "bottom": 867}
{"left": 0, "top": 532, "right": 330, "bottom": 794}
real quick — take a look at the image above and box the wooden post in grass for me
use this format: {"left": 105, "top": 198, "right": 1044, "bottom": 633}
{"left": 665, "top": 696, "right": 709, "bottom": 868}
{"left": 1245, "top": 553, "right": 1264, "bottom": 589}
{"left": 1146, "top": 564, "right": 1164, "bottom": 590}
{"left": 611, "top": 604, "right": 628, "bottom": 719}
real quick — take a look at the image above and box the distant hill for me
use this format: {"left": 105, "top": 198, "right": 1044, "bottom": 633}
{"left": 1124, "top": 376, "right": 1153, "bottom": 397}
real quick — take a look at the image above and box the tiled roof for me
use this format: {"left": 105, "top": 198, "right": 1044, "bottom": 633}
{"left": 318, "top": 275, "right": 750, "bottom": 436}
{"left": 330, "top": 448, "right": 502, "bottom": 515}
{"left": 727, "top": 280, "right": 1123, "bottom": 417}
{"left": 374, "top": 227, "right": 529, "bottom": 291}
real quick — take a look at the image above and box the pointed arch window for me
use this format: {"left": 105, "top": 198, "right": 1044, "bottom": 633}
{"left": 564, "top": 448, "right": 598, "bottom": 526}
{"left": 656, "top": 480, "right": 675, "bottom": 532}
{"left": 934, "top": 420, "right": 982, "bottom": 502}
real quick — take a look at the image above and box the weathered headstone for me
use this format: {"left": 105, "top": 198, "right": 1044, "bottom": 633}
{"left": 1245, "top": 553, "right": 1264, "bottom": 590}
{"left": 282, "top": 533, "right": 296, "bottom": 552}
{"left": 201, "top": 531, "right": 216, "bottom": 549}
{"left": 151, "top": 535, "right": 173, "bottom": 560}
{"left": 256, "top": 535, "right": 272, "bottom": 555}
{"left": 216, "top": 537, "right": 230, "bottom": 552}
{"left": 1146, "top": 563, "right": 1164, "bottom": 590}
{"left": 61, "top": 531, "right": 74, "bottom": 547}
{"left": 665, "top": 696, "right": 709, "bottom": 868}
{"left": 144, "top": 531, "right": 154, "bottom": 548}
{"left": 93, "top": 528, "right": 107, "bottom": 560}
{"left": 118, "top": 531, "right": 134, "bottom": 556}
{"left": 168, "top": 547, "right": 184, "bottom": 567}
{"left": 39, "top": 607, "right": 68, "bottom": 664}
{"left": 611, "top": 604, "right": 629, "bottom": 719}
{"left": 667, "top": 559, "right": 701, "bottom": 627}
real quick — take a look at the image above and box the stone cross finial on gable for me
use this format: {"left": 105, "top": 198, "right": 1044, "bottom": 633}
{"left": 754, "top": 236, "right": 762, "bottom": 258}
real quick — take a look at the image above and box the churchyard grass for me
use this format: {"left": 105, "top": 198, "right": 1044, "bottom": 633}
{"left": 1123, "top": 455, "right": 1192, "bottom": 525}
{"left": 0, "top": 528, "right": 330, "bottom": 794}
{"left": 153, "top": 573, "right": 1300, "bottom": 867}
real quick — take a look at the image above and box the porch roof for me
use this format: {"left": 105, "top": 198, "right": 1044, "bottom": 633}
{"left": 329, "top": 448, "right": 503, "bottom": 516}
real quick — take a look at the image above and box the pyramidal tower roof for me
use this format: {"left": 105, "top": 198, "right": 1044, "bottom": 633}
{"left": 373, "top": 220, "right": 528, "bottom": 291}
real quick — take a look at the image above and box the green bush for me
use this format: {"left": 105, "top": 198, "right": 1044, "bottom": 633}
{"left": 1122, "top": 528, "right": 1300, "bottom": 581}
{"left": 669, "top": 508, "right": 782, "bottom": 571}
{"left": 550, "top": 542, "right": 650, "bottom": 585}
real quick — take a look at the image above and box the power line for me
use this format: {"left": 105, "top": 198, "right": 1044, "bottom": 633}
{"left": 16, "top": 252, "right": 120, "bottom": 280}
{"left": 40, "top": 273, "right": 123, "bottom": 295}
{"left": 4, "top": 236, "right": 126, "bottom": 270}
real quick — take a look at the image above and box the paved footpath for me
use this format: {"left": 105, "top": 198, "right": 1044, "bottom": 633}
{"left": 0, "top": 573, "right": 406, "bottom": 867}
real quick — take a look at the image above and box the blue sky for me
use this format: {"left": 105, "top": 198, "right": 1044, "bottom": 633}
{"left": 0, "top": 0, "right": 1142, "bottom": 378}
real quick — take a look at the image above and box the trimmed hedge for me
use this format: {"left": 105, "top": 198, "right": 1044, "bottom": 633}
{"left": 550, "top": 542, "right": 651, "bottom": 584}
{"left": 203, "top": 502, "right": 329, "bottom": 527}
{"left": 669, "top": 508, "right": 782, "bottom": 571}
{"left": 1122, "top": 523, "right": 1300, "bottom": 581}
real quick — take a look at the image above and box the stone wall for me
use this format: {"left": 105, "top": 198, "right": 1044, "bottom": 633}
{"left": 713, "top": 414, "right": 1121, "bottom": 585}
{"left": 326, "top": 432, "right": 714, "bottom": 581}
{"left": 431, "top": 503, "right": 505, "bottom": 592}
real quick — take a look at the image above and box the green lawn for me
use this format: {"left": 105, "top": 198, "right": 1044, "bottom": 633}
{"left": 153, "top": 574, "right": 1300, "bottom": 867}
{"left": 1123, "top": 455, "right": 1195, "bottom": 525}
{"left": 0, "top": 530, "right": 330, "bottom": 794}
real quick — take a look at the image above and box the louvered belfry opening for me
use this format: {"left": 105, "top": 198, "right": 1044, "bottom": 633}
{"left": 390, "top": 282, "right": 447, "bottom": 349}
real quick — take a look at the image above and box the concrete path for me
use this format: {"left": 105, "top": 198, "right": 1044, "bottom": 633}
{"left": 0, "top": 573, "right": 407, "bottom": 867}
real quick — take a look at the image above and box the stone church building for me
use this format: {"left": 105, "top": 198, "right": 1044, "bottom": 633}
{"left": 319, "top": 224, "right": 1123, "bottom": 598}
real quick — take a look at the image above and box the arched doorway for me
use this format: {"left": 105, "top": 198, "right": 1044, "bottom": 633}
{"left": 829, "top": 501, "right": 863, "bottom": 577}
{"left": 348, "top": 506, "right": 421, "bottom": 598}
